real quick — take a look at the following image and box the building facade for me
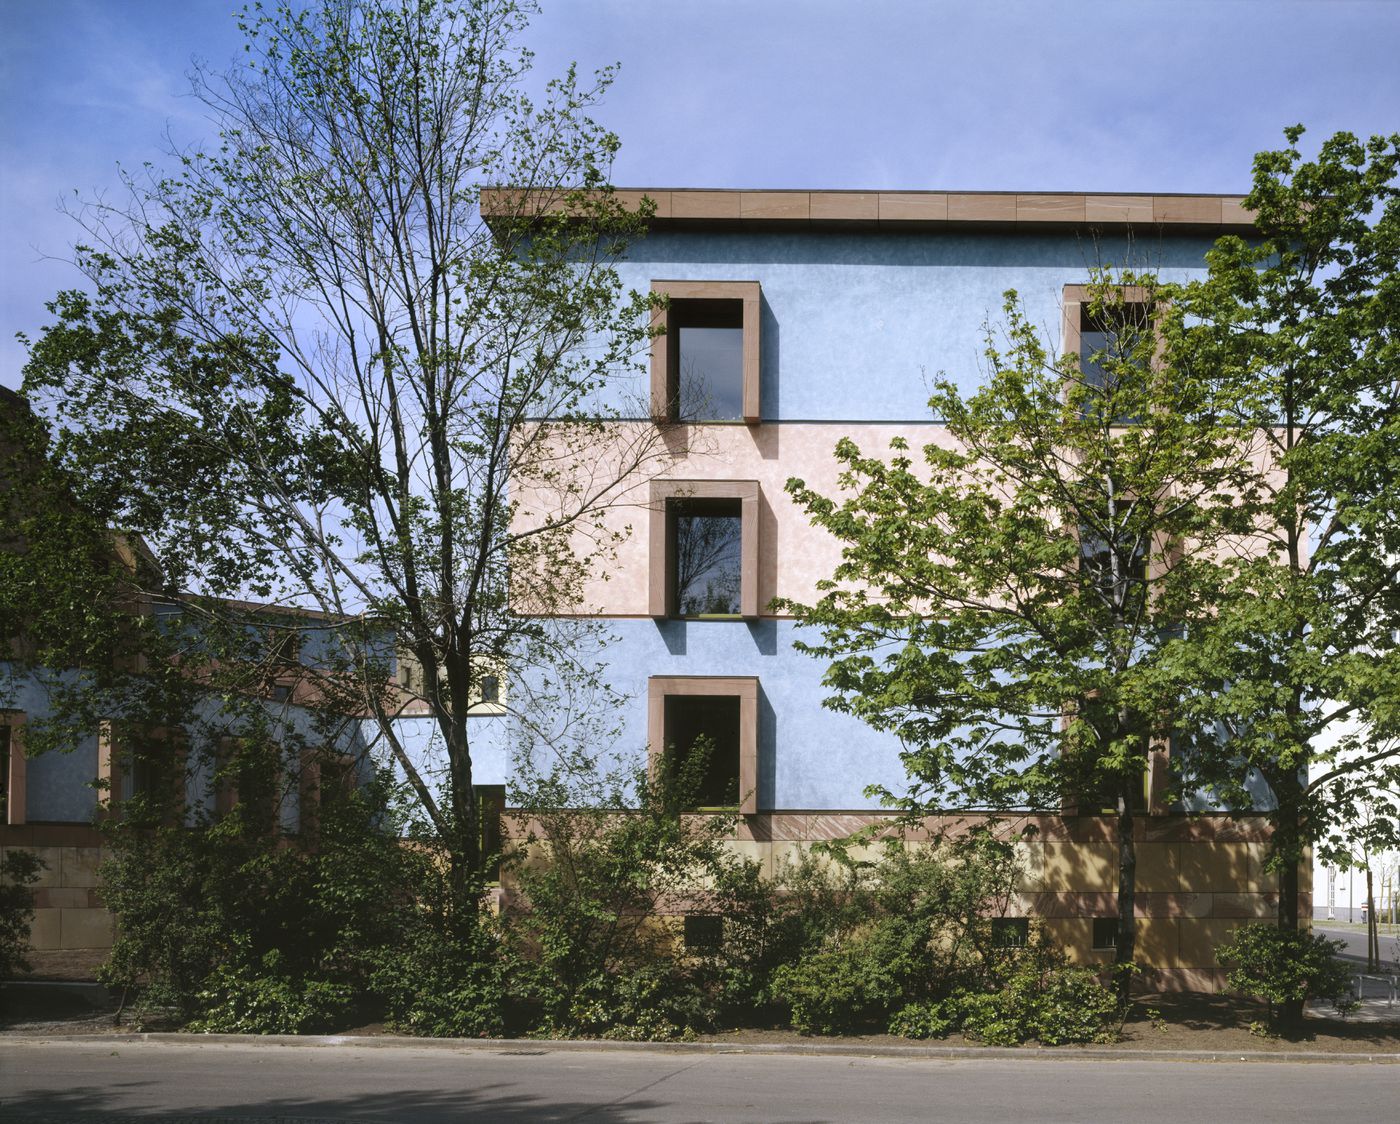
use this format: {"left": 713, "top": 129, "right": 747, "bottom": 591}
{"left": 478, "top": 189, "right": 1300, "bottom": 991}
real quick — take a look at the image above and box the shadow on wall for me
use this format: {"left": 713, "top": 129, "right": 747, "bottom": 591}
{"left": 758, "top": 684, "right": 777, "bottom": 812}
{"left": 760, "top": 293, "right": 780, "bottom": 438}
{"left": 656, "top": 618, "right": 685, "bottom": 656}
{"left": 624, "top": 229, "right": 1219, "bottom": 272}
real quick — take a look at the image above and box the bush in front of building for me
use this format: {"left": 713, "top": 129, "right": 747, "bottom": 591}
{"left": 500, "top": 737, "right": 767, "bottom": 1040}
{"left": 0, "top": 848, "right": 43, "bottom": 979}
{"left": 1216, "top": 923, "right": 1355, "bottom": 1028}
{"left": 98, "top": 759, "right": 429, "bottom": 1031}
{"left": 768, "top": 838, "right": 1121, "bottom": 1045}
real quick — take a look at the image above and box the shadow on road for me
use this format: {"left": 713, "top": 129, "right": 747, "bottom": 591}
{"left": 3, "top": 1080, "right": 682, "bottom": 1123}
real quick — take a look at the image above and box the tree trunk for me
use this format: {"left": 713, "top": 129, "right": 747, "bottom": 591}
{"left": 1272, "top": 794, "right": 1306, "bottom": 1025}
{"left": 1366, "top": 867, "right": 1378, "bottom": 972}
{"left": 445, "top": 717, "right": 482, "bottom": 919}
{"left": 1114, "top": 789, "right": 1137, "bottom": 1007}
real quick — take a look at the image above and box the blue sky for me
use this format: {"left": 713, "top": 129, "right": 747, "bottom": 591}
{"left": 3, "top": 0, "right": 1398, "bottom": 388}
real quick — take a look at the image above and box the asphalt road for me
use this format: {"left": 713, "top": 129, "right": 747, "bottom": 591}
{"left": 1, "top": 1039, "right": 1394, "bottom": 1123}
{"left": 1314, "top": 924, "right": 1400, "bottom": 970}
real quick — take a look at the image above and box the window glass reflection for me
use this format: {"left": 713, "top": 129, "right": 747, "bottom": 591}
{"left": 672, "top": 499, "right": 742, "bottom": 616}
{"left": 678, "top": 326, "right": 744, "bottom": 420}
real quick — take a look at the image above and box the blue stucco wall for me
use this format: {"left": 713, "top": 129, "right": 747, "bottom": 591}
{"left": 571, "top": 225, "right": 1230, "bottom": 812}
{"left": 608, "top": 228, "right": 1219, "bottom": 419}
{"left": 2, "top": 667, "right": 100, "bottom": 822}
{"left": 592, "top": 619, "right": 904, "bottom": 810}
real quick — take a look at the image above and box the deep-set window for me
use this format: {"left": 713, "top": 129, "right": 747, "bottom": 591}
{"left": 670, "top": 498, "right": 744, "bottom": 618}
{"left": 0, "top": 723, "right": 11, "bottom": 824}
{"left": 651, "top": 281, "right": 761, "bottom": 423}
{"left": 1077, "top": 529, "right": 1148, "bottom": 616}
{"left": 650, "top": 481, "right": 760, "bottom": 620}
{"left": 647, "top": 676, "right": 760, "bottom": 816}
{"left": 1063, "top": 284, "right": 1154, "bottom": 424}
{"left": 991, "top": 917, "right": 1030, "bottom": 948}
{"left": 684, "top": 914, "right": 725, "bottom": 952}
{"left": 675, "top": 301, "right": 745, "bottom": 421}
{"left": 664, "top": 693, "right": 742, "bottom": 808}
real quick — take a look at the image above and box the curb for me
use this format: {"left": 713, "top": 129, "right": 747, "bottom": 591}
{"left": 8, "top": 1032, "right": 1400, "bottom": 1065}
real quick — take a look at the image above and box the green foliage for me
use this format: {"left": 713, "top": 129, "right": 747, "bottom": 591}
{"left": 769, "top": 833, "right": 1026, "bottom": 1036}
{"left": 19, "top": 0, "right": 666, "bottom": 894}
{"left": 0, "top": 849, "right": 43, "bottom": 980}
{"left": 887, "top": 999, "right": 958, "bottom": 1040}
{"left": 766, "top": 841, "right": 1117, "bottom": 1046}
{"left": 778, "top": 274, "right": 1259, "bottom": 994}
{"left": 502, "top": 739, "right": 764, "bottom": 1039}
{"left": 372, "top": 902, "right": 508, "bottom": 1038}
{"left": 188, "top": 957, "right": 354, "bottom": 1035}
{"left": 98, "top": 763, "right": 422, "bottom": 1030}
{"left": 1217, "top": 923, "right": 1355, "bottom": 1024}
{"left": 957, "top": 942, "right": 1118, "bottom": 1046}
{"left": 1166, "top": 127, "right": 1400, "bottom": 927}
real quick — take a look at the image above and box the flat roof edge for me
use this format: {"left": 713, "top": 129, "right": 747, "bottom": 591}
{"left": 480, "top": 188, "right": 1256, "bottom": 233}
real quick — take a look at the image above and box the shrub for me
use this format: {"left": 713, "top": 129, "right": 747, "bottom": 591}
{"left": 772, "top": 935, "right": 904, "bottom": 1035}
{"left": 0, "top": 849, "right": 43, "bottom": 979}
{"left": 98, "top": 757, "right": 431, "bottom": 1030}
{"left": 503, "top": 738, "right": 770, "bottom": 1039}
{"left": 373, "top": 915, "right": 508, "bottom": 1039}
{"left": 188, "top": 955, "right": 353, "bottom": 1034}
{"left": 1217, "top": 923, "right": 1355, "bottom": 1024}
{"left": 954, "top": 932, "right": 1118, "bottom": 1046}
{"left": 888, "top": 999, "right": 958, "bottom": 1040}
{"left": 770, "top": 832, "right": 1025, "bottom": 1036}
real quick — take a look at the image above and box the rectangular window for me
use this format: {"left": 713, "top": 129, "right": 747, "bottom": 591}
{"left": 0, "top": 713, "right": 25, "bottom": 825}
{"left": 1066, "top": 694, "right": 1150, "bottom": 815}
{"left": 647, "top": 676, "right": 759, "bottom": 816}
{"left": 1078, "top": 529, "right": 1148, "bottom": 616}
{"left": 649, "top": 478, "right": 761, "bottom": 618}
{"left": 676, "top": 302, "right": 745, "bottom": 421}
{"left": 478, "top": 784, "right": 505, "bottom": 881}
{"left": 215, "top": 736, "right": 280, "bottom": 833}
{"left": 0, "top": 723, "right": 10, "bottom": 824}
{"left": 684, "top": 914, "right": 724, "bottom": 952}
{"left": 1079, "top": 313, "right": 1148, "bottom": 397}
{"left": 1092, "top": 917, "right": 1119, "bottom": 951}
{"left": 651, "top": 281, "right": 761, "bottom": 423}
{"left": 126, "top": 729, "right": 187, "bottom": 825}
{"left": 664, "top": 693, "right": 742, "bottom": 808}
{"left": 1063, "top": 284, "right": 1155, "bottom": 424}
{"left": 650, "top": 481, "right": 760, "bottom": 620}
{"left": 671, "top": 498, "right": 743, "bottom": 617}
{"left": 991, "top": 917, "right": 1029, "bottom": 948}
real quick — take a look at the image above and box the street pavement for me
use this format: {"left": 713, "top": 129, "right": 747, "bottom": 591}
{"left": 1, "top": 1038, "right": 1396, "bottom": 1123}
{"left": 1314, "top": 924, "right": 1400, "bottom": 969}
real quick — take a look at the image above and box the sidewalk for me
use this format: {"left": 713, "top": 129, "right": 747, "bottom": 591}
{"left": 7, "top": 1029, "right": 1400, "bottom": 1065}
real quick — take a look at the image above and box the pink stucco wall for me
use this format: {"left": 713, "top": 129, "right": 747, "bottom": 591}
{"left": 542, "top": 421, "right": 959, "bottom": 617}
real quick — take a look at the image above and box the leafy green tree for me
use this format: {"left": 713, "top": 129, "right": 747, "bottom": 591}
{"left": 19, "top": 0, "right": 662, "bottom": 908}
{"left": 780, "top": 277, "right": 1255, "bottom": 1000}
{"left": 0, "top": 849, "right": 43, "bottom": 980}
{"left": 1167, "top": 127, "right": 1400, "bottom": 946}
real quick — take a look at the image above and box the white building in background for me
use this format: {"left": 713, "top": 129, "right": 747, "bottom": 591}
{"left": 1311, "top": 713, "right": 1400, "bottom": 923}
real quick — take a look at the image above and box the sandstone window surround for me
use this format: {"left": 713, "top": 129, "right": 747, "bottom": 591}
{"left": 650, "top": 280, "right": 761, "bottom": 424}
{"left": 647, "top": 675, "right": 759, "bottom": 817}
{"left": 649, "top": 479, "right": 761, "bottom": 620}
